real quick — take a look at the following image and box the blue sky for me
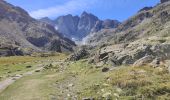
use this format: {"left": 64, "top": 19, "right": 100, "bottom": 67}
{"left": 6, "top": 0, "right": 160, "bottom": 21}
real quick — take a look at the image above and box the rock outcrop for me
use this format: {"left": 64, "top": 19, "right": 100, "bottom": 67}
{"left": 161, "top": 0, "right": 170, "bottom": 3}
{"left": 139, "top": 7, "right": 153, "bottom": 12}
{"left": 92, "top": 41, "right": 170, "bottom": 67}
{"left": 67, "top": 47, "right": 89, "bottom": 61}
{"left": 0, "top": 46, "right": 24, "bottom": 56}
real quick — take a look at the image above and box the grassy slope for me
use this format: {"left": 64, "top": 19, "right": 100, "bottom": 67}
{"left": 0, "top": 59, "right": 170, "bottom": 100}
{"left": 0, "top": 53, "right": 66, "bottom": 81}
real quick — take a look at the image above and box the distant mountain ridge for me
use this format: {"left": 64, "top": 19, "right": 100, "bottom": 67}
{"left": 40, "top": 12, "right": 120, "bottom": 41}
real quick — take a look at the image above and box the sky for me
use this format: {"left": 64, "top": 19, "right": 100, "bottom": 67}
{"left": 6, "top": 0, "right": 160, "bottom": 21}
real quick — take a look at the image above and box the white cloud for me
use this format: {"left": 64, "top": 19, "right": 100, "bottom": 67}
{"left": 29, "top": 0, "right": 97, "bottom": 19}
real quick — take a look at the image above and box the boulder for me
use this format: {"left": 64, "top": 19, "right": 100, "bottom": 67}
{"left": 102, "top": 67, "right": 110, "bottom": 72}
{"left": 67, "top": 48, "right": 89, "bottom": 61}
{"left": 26, "top": 66, "right": 32, "bottom": 68}
{"left": 102, "top": 92, "right": 112, "bottom": 98}
{"left": 150, "top": 58, "right": 161, "bottom": 68}
{"left": 133, "top": 55, "right": 154, "bottom": 67}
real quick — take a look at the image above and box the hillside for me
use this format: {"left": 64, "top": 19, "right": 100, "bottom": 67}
{"left": 85, "top": 1, "right": 170, "bottom": 45}
{"left": 0, "top": 0, "right": 76, "bottom": 56}
{"left": 78, "top": 1, "right": 170, "bottom": 69}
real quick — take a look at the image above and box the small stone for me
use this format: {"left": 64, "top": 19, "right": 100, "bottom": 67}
{"left": 68, "top": 83, "right": 74, "bottom": 87}
{"left": 116, "top": 88, "right": 122, "bottom": 93}
{"left": 26, "top": 66, "right": 32, "bottom": 68}
{"left": 0, "top": 76, "right": 2, "bottom": 79}
{"left": 102, "top": 67, "right": 110, "bottom": 72}
{"left": 14, "top": 74, "right": 22, "bottom": 77}
{"left": 35, "top": 70, "right": 40, "bottom": 72}
{"left": 101, "top": 89, "right": 105, "bottom": 92}
{"left": 67, "top": 94, "right": 71, "bottom": 97}
{"left": 7, "top": 71, "right": 12, "bottom": 73}
{"left": 96, "top": 61, "right": 105, "bottom": 67}
{"left": 113, "top": 93, "right": 119, "bottom": 98}
{"left": 103, "top": 83, "right": 109, "bottom": 87}
{"left": 151, "top": 58, "right": 161, "bottom": 68}
{"left": 82, "top": 98, "right": 95, "bottom": 100}
{"left": 102, "top": 92, "right": 111, "bottom": 98}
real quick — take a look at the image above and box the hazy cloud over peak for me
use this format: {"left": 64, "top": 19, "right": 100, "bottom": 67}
{"left": 29, "top": 0, "right": 97, "bottom": 19}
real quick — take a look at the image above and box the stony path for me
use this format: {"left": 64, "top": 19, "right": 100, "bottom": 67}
{"left": 0, "top": 64, "right": 44, "bottom": 93}
{"left": 55, "top": 76, "right": 77, "bottom": 100}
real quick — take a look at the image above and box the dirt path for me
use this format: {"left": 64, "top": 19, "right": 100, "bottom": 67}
{"left": 0, "top": 64, "right": 44, "bottom": 93}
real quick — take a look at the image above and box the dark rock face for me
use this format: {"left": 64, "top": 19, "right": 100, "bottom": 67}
{"left": 54, "top": 14, "right": 80, "bottom": 39}
{"left": 27, "top": 37, "right": 50, "bottom": 47}
{"left": 139, "top": 7, "right": 153, "bottom": 12}
{"left": 161, "top": 0, "right": 170, "bottom": 3}
{"left": 0, "top": 0, "right": 76, "bottom": 56}
{"left": 77, "top": 12, "right": 99, "bottom": 39}
{"left": 0, "top": 46, "right": 24, "bottom": 56}
{"left": 41, "top": 12, "right": 120, "bottom": 41}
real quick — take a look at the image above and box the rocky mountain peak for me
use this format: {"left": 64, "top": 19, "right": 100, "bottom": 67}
{"left": 41, "top": 12, "right": 120, "bottom": 41}
{"left": 81, "top": 11, "right": 89, "bottom": 16}
{"left": 80, "top": 11, "right": 98, "bottom": 20}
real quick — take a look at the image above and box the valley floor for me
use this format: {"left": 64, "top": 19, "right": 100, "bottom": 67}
{"left": 0, "top": 55, "right": 170, "bottom": 100}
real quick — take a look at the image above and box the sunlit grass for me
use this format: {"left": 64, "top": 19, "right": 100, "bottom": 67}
{"left": 1, "top": 59, "right": 170, "bottom": 99}
{"left": 0, "top": 53, "right": 67, "bottom": 81}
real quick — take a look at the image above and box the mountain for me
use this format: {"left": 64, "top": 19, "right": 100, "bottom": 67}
{"left": 0, "top": 0, "right": 76, "bottom": 56}
{"left": 85, "top": 0, "right": 170, "bottom": 45}
{"left": 40, "top": 12, "right": 120, "bottom": 41}
{"left": 74, "top": 0, "right": 170, "bottom": 68}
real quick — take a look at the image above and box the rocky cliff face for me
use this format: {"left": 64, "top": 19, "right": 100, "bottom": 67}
{"left": 0, "top": 0, "right": 76, "bottom": 56}
{"left": 41, "top": 12, "right": 120, "bottom": 41}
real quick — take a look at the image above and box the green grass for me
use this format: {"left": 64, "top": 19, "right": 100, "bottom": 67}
{"left": 0, "top": 53, "right": 67, "bottom": 81}
{"left": 0, "top": 59, "right": 170, "bottom": 100}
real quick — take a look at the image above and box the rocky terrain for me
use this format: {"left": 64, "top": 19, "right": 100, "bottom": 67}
{"left": 85, "top": 0, "right": 170, "bottom": 45}
{"left": 1, "top": 0, "right": 170, "bottom": 99}
{"left": 68, "top": 0, "right": 170, "bottom": 68}
{"left": 40, "top": 12, "right": 120, "bottom": 41}
{"left": 0, "top": 0, "right": 76, "bottom": 56}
